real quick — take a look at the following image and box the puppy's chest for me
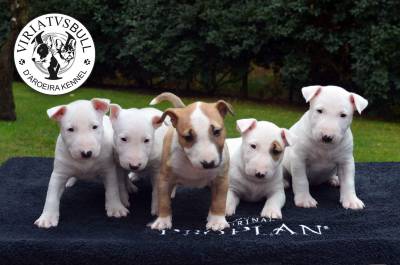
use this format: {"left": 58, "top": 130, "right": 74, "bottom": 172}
{"left": 231, "top": 175, "right": 272, "bottom": 202}
{"left": 306, "top": 148, "right": 339, "bottom": 168}
{"left": 170, "top": 156, "right": 219, "bottom": 188}
{"left": 68, "top": 158, "right": 110, "bottom": 179}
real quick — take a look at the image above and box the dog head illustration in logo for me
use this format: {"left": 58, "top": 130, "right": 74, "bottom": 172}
{"left": 59, "top": 32, "right": 76, "bottom": 61}
{"left": 31, "top": 31, "right": 76, "bottom": 80}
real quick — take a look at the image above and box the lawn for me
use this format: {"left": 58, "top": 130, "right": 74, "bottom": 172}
{"left": 0, "top": 82, "right": 399, "bottom": 163}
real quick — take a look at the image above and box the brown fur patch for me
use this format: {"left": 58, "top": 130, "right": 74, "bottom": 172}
{"left": 157, "top": 127, "right": 176, "bottom": 218}
{"left": 210, "top": 144, "right": 230, "bottom": 216}
{"left": 270, "top": 140, "right": 284, "bottom": 161}
{"left": 174, "top": 103, "right": 197, "bottom": 149}
{"left": 200, "top": 103, "right": 227, "bottom": 155}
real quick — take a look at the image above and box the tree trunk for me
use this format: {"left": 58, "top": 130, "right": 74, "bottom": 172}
{"left": 240, "top": 70, "right": 248, "bottom": 98}
{"left": 0, "top": 0, "right": 28, "bottom": 121}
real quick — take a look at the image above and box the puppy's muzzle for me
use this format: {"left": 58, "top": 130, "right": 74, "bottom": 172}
{"left": 81, "top": 151, "right": 92, "bottom": 159}
{"left": 255, "top": 172, "right": 266, "bottom": 179}
{"left": 200, "top": 160, "right": 216, "bottom": 169}
{"left": 322, "top": 135, "right": 334, "bottom": 143}
{"left": 129, "top": 163, "right": 141, "bottom": 171}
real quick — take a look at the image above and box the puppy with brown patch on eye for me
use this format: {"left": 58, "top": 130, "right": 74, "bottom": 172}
{"left": 148, "top": 92, "right": 234, "bottom": 231}
{"left": 226, "top": 119, "right": 296, "bottom": 219}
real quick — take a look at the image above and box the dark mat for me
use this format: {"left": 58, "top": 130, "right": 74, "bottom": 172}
{"left": 0, "top": 157, "right": 399, "bottom": 265}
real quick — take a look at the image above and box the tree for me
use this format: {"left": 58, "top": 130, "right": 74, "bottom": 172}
{"left": 0, "top": 0, "right": 27, "bottom": 120}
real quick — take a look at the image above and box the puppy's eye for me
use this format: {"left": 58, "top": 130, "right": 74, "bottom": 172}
{"left": 340, "top": 113, "right": 347, "bottom": 118}
{"left": 250, "top": 144, "right": 256, "bottom": 149}
{"left": 144, "top": 138, "right": 150, "bottom": 143}
{"left": 213, "top": 128, "right": 221, "bottom": 137}
{"left": 183, "top": 133, "right": 194, "bottom": 142}
{"left": 67, "top": 128, "right": 74, "bottom": 132}
{"left": 316, "top": 109, "right": 323, "bottom": 114}
{"left": 92, "top": 125, "right": 98, "bottom": 130}
{"left": 121, "top": 137, "right": 127, "bottom": 142}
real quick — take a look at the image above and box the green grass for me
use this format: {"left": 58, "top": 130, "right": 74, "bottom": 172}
{"left": 0, "top": 82, "right": 399, "bottom": 163}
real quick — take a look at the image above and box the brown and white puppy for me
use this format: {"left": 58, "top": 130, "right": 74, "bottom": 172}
{"left": 149, "top": 92, "right": 234, "bottom": 231}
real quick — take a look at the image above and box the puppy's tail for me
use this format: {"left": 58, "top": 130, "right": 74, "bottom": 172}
{"left": 150, "top": 92, "right": 185, "bottom": 108}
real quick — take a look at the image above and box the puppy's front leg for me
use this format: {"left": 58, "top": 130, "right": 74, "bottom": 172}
{"left": 103, "top": 166, "right": 129, "bottom": 218}
{"left": 338, "top": 157, "right": 365, "bottom": 210}
{"left": 261, "top": 190, "right": 285, "bottom": 219}
{"left": 151, "top": 173, "right": 173, "bottom": 230}
{"left": 34, "top": 172, "right": 68, "bottom": 228}
{"left": 117, "top": 167, "right": 130, "bottom": 208}
{"left": 150, "top": 174, "right": 158, "bottom": 216}
{"left": 225, "top": 190, "right": 240, "bottom": 216}
{"left": 207, "top": 175, "right": 230, "bottom": 231}
{"left": 291, "top": 160, "right": 318, "bottom": 208}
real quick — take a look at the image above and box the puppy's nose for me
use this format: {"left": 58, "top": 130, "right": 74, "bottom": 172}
{"left": 322, "top": 135, "right": 334, "bottom": 143}
{"left": 255, "top": 172, "right": 265, "bottom": 179}
{"left": 200, "top": 160, "right": 216, "bottom": 169}
{"left": 129, "top": 163, "right": 142, "bottom": 171}
{"left": 81, "top": 151, "right": 92, "bottom": 159}
{"left": 32, "top": 58, "right": 36, "bottom": 62}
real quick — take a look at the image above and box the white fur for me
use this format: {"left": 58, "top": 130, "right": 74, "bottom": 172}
{"left": 110, "top": 105, "right": 169, "bottom": 215}
{"left": 226, "top": 120, "right": 291, "bottom": 219}
{"left": 283, "top": 85, "right": 368, "bottom": 210}
{"left": 206, "top": 213, "right": 230, "bottom": 231}
{"left": 34, "top": 99, "right": 128, "bottom": 229}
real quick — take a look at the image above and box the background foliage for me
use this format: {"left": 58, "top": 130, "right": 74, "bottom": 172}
{"left": 2, "top": 0, "right": 400, "bottom": 116}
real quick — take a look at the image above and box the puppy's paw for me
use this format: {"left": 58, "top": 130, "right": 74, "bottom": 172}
{"left": 328, "top": 175, "right": 340, "bottom": 187}
{"left": 283, "top": 179, "right": 291, "bottom": 189}
{"left": 206, "top": 214, "right": 230, "bottom": 231}
{"left": 225, "top": 202, "right": 237, "bottom": 217}
{"left": 126, "top": 181, "right": 138, "bottom": 194}
{"left": 128, "top": 172, "right": 139, "bottom": 182}
{"left": 106, "top": 202, "right": 129, "bottom": 218}
{"left": 295, "top": 193, "right": 318, "bottom": 208}
{"left": 65, "top": 177, "right": 77, "bottom": 188}
{"left": 261, "top": 207, "right": 282, "bottom": 219}
{"left": 150, "top": 216, "right": 172, "bottom": 230}
{"left": 341, "top": 194, "right": 365, "bottom": 210}
{"left": 34, "top": 213, "right": 59, "bottom": 229}
{"left": 171, "top": 186, "right": 177, "bottom": 199}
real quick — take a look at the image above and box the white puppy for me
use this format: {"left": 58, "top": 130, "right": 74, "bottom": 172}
{"left": 226, "top": 119, "right": 295, "bottom": 219}
{"left": 34, "top": 99, "right": 129, "bottom": 229}
{"left": 109, "top": 104, "right": 169, "bottom": 214}
{"left": 283, "top": 85, "right": 368, "bottom": 209}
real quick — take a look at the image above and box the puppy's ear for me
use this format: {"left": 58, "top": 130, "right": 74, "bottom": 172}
{"left": 157, "top": 108, "right": 179, "bottom": 128}
{"left": 302, "top": 86, "right": 322, "bottom": 102}
{"left": 215, "top": 100, "right": 234, "bottom": 118}
{"left": 281, "top": 129, "right": 296, "bottom": 147}
{"left": 152, "top": 115, "right": 163, "bottom": 129}
{"left": 47, "top": 105, "right": 67, "bottom": 121}
{"left": 109, "top": 104, "right": 121, "bottom": 122}
{"left": 350, "top": 93, "right": 368, "bottom": 114}
{"left": 91, "top": 98, "right": 110, "bottom": 115}
{"left": 236, "top": 119, "right": 257, "bottom": 134}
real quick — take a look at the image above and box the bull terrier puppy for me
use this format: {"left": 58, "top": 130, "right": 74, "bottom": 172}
{"left": 149, "top": 92, "right": 234, "bottom": 231}
{"left": 109, "top": 104, "right": 169, "bottom": 214}
{"left": 282, "top": 85, "right": 368, "bottom": 209}
{"left": 226, "top": 119, "right": 295, "bottom": 219}
{"left": 34, "top": 99, "right": 129, "bottom": 228}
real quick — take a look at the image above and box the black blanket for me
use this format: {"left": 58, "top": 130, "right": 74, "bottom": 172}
{"left": 0, "top": 157, "right": 399, "bottom": 265}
